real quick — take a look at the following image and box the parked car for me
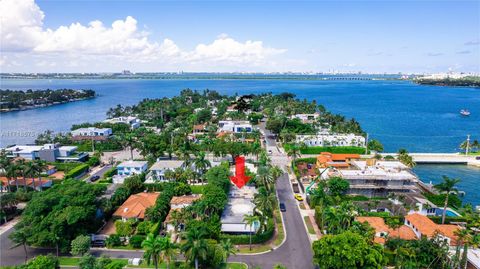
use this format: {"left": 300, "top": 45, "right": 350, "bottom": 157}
{"left": 294, "top": 194, "right": 304, "bottom": 201}
{"left": 279, "top": 202, "right": 286, "bottom": 212}
{"left": 89, "top": 175, "right": 100, "bottom": 182}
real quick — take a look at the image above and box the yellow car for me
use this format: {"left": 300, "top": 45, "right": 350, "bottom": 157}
{"left": 294, "top": 194, "right": 304, "bottom": 201}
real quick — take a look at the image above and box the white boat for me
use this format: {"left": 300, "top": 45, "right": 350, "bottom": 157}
{"left": 460, "top": 109, "right": 471, "bottom": 116}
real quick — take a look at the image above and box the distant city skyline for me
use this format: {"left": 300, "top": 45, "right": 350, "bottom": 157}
{"left": 1, "top": 0, "right": 479, "bottom": 73}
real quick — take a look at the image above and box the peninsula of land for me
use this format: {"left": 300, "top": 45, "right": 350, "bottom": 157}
{"left": 0, "top": 88, "right": 96, "bottom": 113}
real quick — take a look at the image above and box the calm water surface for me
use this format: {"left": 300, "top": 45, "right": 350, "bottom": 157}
{"left": 1, "top": 79, "right": 479, "bottom": 204}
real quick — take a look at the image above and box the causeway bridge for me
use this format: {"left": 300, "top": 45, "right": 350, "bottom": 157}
{"left": 380, "top": 153, "right": 480, "bottom": 166}
{"left": 300, "top": 153, "right": 480, "bottom": 166}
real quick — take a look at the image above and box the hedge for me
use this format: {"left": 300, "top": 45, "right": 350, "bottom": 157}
{"left": 65, "top": 164, "right": 89, "bottom": 178}
{"left": 129, "top": 235, "right": 145, "bottom": 248}
{"left": 428, "top": 216, "right": 467, "bottom": 224}
{"left": 50, "top": 162, "right": 82, "bottom": 173}
{"left": 102, "top": 167, "right": 117, "bottom": 179}
{"left": 220, "top": 219, "right": 274, "bottom": 245}
{"left": 300, "top": 146, "right": 367, "bottom": 155}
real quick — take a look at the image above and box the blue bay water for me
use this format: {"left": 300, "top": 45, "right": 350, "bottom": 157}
{"left": 1, "top": 78, "right": 479, "bottom": 205}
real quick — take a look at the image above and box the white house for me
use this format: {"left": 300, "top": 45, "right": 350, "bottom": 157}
{"left": 104, "top": 116, "right": 141, "bottom": 129}
{"left": 71, "top": 127, "right": 112, "bottom": 140}
{"left": 296, "top": 132, "right": 366, "bottom": 147}
{"left": 113, "top": 160, "right": 148, "bottom": 184}
{"left": 221, "top": 185, "right": 260, "bottom": 234}
{"left": 218, "top": 120, "right": 253, "bottom": 133}
{"left": 146, "top": 160, "right": 184, "bottom": 183}
{"left": 5, "top": 144, "right": 88, "bottom": 162}
{"left": 290, "top": 113, "right": 320, "bottom": 123}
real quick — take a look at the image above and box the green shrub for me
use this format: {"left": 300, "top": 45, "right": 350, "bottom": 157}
{"left": 136, "top": 221, "right": 153, "bottom": 235}
{"left": 103, "top": 167, "right": 117, "bottom": 179}
{"left": 65, "top": 163, "right": 89, "bottom": 179}
{"left": 149, "top": 222, "right": 161, "bottom": 235}
{"left": 428, "top": 216, "right": 467, "bottom": 224}
{"left": 105, "top": 234, "right": 121, "bottom": 248}
{"left": 86, "top": 156, "right": 100, "bottom": 167}
{"left": 299, "top": 146, "right": 367, "bottom": 155}
{"left": 423, "top": 193, "right": 462, "bottom": 209}
{"left": 129, "top": 235, "right": 145, "bottom": 248}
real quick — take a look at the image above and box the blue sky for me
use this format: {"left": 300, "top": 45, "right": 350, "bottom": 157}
{"left": 1, "top": 0, "right": 479, "bottom": 73}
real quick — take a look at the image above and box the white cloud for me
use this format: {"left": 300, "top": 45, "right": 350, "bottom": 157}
{"left": 0, "top": 0, "right": 286, "bottom": 71}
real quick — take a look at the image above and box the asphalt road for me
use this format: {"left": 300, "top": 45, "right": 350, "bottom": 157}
{"left": 1, "top": 125, "right": 314, "bottom": 268}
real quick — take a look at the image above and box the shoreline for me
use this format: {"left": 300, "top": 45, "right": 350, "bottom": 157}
{"left": 0, "top": 96, "right": 96, "bottom": 113}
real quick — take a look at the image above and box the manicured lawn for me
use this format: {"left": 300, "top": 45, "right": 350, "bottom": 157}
{"left": 304, "top": 216, "right": 316, "bottom": 234}
{"left": 237, "top": 244, "right": 272, "bottom": 254}
{"left": 58, "top": 257, "right": 128, "bottom": 266}
{"left": 273, "top": 209, "right": 285, "bottom": 246}
{"left": 190, "top": 185, "right": 204, "bottom": 194}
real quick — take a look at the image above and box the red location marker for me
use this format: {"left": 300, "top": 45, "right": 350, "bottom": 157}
{"left": 230, "top": 156, "right": 251, "bottom": 189}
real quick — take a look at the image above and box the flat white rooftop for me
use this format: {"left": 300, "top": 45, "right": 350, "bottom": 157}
{"left": 118, "top": 160, "right": 148, "bottom": 168}
{"left": 150, "top": 160, "right": 184, "bottom": 170}
{"left": 338, "top": 160, "right": 417, "bottom": 181}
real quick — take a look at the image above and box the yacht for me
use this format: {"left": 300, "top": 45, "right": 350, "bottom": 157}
{"left": 460, "top": 109, "right": 471, "bottom": 116}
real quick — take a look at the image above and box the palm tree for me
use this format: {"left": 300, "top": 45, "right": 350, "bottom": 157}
{"left": 9, "top": 229, "right": 29, "bottom": 263}
{"left": 181, "top": 228, "right": 208, "bottom": 269}
{"left": 0, "top": 152, "right": 11, "bottom": 193}
{"left": 286, "top": 143, "right": 302, "bottom": 168}
{"left": 193, "top": 151, "right": 211, "bottom": 184}
{"left": 5, "top": 163, "right": 18, "bottom": 192}
{"left": 256, "top": 166, "right": 274, "bottom": 190}
{"left": 24, "top": 161, "right": 45, "bottom": 192}
{"left": 160, "top": 236, "right": 178, "bottom": 269}
{"left": 434, "top": 176, "right": 460, "bottom": 224}
{"left": 15, "top": 159, "right": 27, "bottom": 192}
{"left": 397, "top": 149, "right": 416, "bottom": 168}
{"left": 270, "top": 165, "right": 283, "bottom": 182}
{"left": 142, "top": 233, "right": 163, "bottom": 269}
{"left": 120, "top": 133, "right": 137, "bottom": 160}
{"left": 220, "top": 239, "right": 236, "bottom": 263}
{"left": 243, "top": 214, "right": 259, "bottom": 251}
{"left": 253, "top": 186, "right": 277, "bottom": 219}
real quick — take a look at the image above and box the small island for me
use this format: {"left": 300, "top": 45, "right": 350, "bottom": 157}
{"left": 414, "top": 76, "right": 480, "bottom": 87}
{"left": 0, "top": 88, "right": 96, "bottom": 112}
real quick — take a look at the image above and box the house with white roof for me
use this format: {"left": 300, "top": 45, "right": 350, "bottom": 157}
{"left": 104, "top": 116, "right": 141, "bottom": 129}
{"left": 218, "top": 120, "right": 253, "bottom": 133}
{"left": 71, "top": 127, "right": 112, "bottom": 141}
{"left": 5, "top": 144, "right": 88, "bottom": 162}
{"left": 296, "top": 132, "right": 366, "bottom": 147}
{"left": 113, "top": 160, "right": 148, "bottom": 184}
{"left": 221, "top": 185, "right": 260, "bottom": 234}
{"left": 290, "top": 113, "right": 320, "bottom": 123}
{"left": 146, "top": 160, "right": 184, "bottom": 183}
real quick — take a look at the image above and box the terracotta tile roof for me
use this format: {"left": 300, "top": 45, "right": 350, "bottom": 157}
{"left": 316, "top": 152, "right": 360, "bottom": 168}
{"left": 0, "top": 177, "right": 51, "bottom": 187}
{"left": 405, "top": 213, "right": 461, "bottom": 245}
{"left": 113, "top": 192, "right": 160, "bottom": 219}
{"left": 193, "top": 123, "right": 207, "bottom": 130}
{"left": 356, "top": 216, "right": 416, "bottom": 242}
{"left": 170, "top": 195, "right": 201, "bottom": 206}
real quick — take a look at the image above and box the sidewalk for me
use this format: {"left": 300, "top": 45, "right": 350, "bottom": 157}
{"left": 0, "top": 217, "right": 19, "bottom": 236}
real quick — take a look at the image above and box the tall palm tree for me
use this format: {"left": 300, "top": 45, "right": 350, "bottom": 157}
{"left": 397, "top": 149, "right": 416, "bottom": 168}
{"left": 160, "top": 236, "right": 178, "bottom": 269}
{"left": 243, "top": 214, "right": 259, "bottom": 251}
{"left": 142, "top": 233, "right": 164, "bottom": 269}
{"left": 193, "top": 151, "right": 211, "bottom": 184}
{"left": 0, "top": 151, "right": 11, "bottom": 193}
{"left": 120, "top": 133, "right": 137, "bottom": 160}
{"left": 15, "top": 159, "right": 27, "bottom": 192}
{"left": 253, "top": 187, "right": 277, "bottom": 219}
{"left": 434, "top": 176, "right": 460, "bottom": 224}
{"left": 9, "top": 229, "right": 29, "bottom": 263}
{"left": 256, "top": 166, "right": 274, "bottom": 190}
{"left": 220, "top": 239, "right": 236, "bottom": 263}
{"left": 25, "top": 161, "right": 45, "bottom": 191}
{"left": 5, "top": 162, "right": 18, "bottom": 192}
{"left": 286, "top": 143, "right": 302, "bottom": 168}
{"left": 181, "top": 228, "right": 208, "bottom": 269}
